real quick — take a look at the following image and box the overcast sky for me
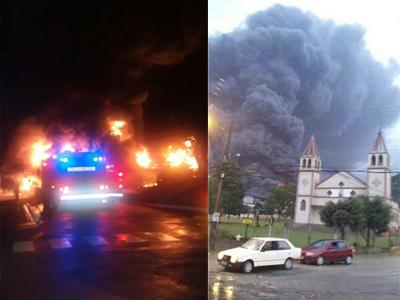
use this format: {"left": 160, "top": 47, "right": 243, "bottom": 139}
{"left": 209, "top": 0, "right": 400, "bottom": 168}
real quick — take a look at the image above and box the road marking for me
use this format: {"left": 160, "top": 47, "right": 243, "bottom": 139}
{"left": 115, "top": 233, "right": 146, "bottom": 243}
{"left": 49, "top": 238, "right": 72, "bottom": 249}
{"left": 13, "top": 241, "right": 35, "bottom": 253}
{"left": 84, "top": 235, "right": 109, "bottom": 246}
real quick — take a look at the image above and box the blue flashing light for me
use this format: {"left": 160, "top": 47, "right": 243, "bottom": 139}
{"left": 55, "top": 150, "right": 107, "bottom": 174}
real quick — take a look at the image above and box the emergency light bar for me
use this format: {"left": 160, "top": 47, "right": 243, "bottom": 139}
{"left": 60, "top": 193, "right": 123, "bottom": 200}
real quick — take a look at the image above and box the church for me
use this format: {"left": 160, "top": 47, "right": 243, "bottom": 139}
{"left": 294, "top": 131, "right": 400, "bottom": 228}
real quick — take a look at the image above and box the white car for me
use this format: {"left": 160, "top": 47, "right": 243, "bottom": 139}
{"left": 217, "top": 237, "right": 301, "bottom": 273}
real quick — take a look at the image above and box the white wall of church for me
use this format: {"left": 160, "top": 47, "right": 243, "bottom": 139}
{"left": 297, "top": 172, "right": 314, "bottom": 196}
{"left": 294, "top": 196, "right": 311, "bottom": 224}
{"left": 368, "top": 171, "right": 391, "bottom": 199}
{"left": 315, "top": 188, "right": 367, "bottom": 198}
{"left": 310, "top": 207, "right": 323, "bottom": 224}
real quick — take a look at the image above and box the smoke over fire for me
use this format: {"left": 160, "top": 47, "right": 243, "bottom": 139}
{"left": 209, "top": 5, "right": 400, "bottom": 196}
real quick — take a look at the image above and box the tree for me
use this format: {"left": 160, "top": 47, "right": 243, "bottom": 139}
{"left": 320, "top": 200, "right": 359, "bottom": 240}
{"left": 208, "top": 160, "right": 245, "bottom": 215}
{"left": 356, "top": 196, "right": 391, "bottom": 247}
{"left": 264, "top": 183, "right": 296, "bottom": 220}
{"left": 320, "top": 196, "right": 391, "bottom": 246}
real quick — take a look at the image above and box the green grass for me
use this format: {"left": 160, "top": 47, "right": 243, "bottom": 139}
{"left": 210, "top": 217, "right": 399, "bottom": 249}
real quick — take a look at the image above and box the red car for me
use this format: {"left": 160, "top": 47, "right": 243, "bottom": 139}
{"left": 300, "top": 239, "right": 354, "bottom": 265}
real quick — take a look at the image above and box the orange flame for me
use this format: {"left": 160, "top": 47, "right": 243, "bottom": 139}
{"left": 31, "top": 140, "right": 52, "bottom": 168}
{"left": 20, "top": 176, "right": 41, "bottom": 192}
{"left": 165, "top": 139, "right": 198, "bottom": 170}
{"left": 135, "top": 148, "right": 152, "bottom": 169}
{"left": 109, "top": 120, "right": 126, "bottom": 137}
{"left": 20, "top": 177, "right": 33, "bottom": 191}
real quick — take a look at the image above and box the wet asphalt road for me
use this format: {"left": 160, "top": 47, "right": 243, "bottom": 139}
{"left": 0, "top": 198, "right": 207, "bottom": 300}
{"left": 209, "top": 253, "right": 400, "bottom": 300}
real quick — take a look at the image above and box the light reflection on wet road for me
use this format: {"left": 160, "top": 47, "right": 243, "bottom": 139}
{"left": 1, "top": 200, "right": 207, "bottom": 300}
{"left": 208, "top": 253, "right": 400, "bottom": 300}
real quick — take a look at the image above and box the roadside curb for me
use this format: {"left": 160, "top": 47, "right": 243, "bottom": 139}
{"left": 136, "top": 202, "right": 207, "bottom": 212}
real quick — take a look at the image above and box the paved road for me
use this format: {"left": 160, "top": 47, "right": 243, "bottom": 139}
{"left": 1, "top": 198, "right": 207, "bottom": 300}
{"left": 209, "top": 253, "right": 400, "bottom": 300}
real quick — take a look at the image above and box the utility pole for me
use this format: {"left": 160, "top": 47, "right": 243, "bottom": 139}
{"left": 209, "top": 121, "right": 234, "bottom": 251}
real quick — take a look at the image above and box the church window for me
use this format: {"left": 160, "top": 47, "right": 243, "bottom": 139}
{"left": 307, "top": 159, "right": 311, "bottom": 168}
{"left": 315, "top": 160, "right": 318, "bottom": 168}
{"left": 371, "top": 155, "right": 376, "bottom": 166}
{"left": 300, "top": 199, "right": 306, "bottom": 211}
{"left": 378, "top": 155, "right": 383, "bottom": 166}
{"left": 302, "top": 159, "right": 306, "bottom": 168}
{"left": 338, "top": 192, "right": 343, "bottom": 198}
{"left": 350, "top": 190, "right": 356, "bottom": 197}
{"left": 339, "top": 181, "right": 344, "bottom": 187}
{"left": 327, "top": 190, "right": 332, "bottom": 196}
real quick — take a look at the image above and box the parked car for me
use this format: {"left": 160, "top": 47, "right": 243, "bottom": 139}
{"left": 217, "top": 237, "right": 301, "bottom": 273}
{"left": 300, "top": 239, "right": 355, "bottom": 265}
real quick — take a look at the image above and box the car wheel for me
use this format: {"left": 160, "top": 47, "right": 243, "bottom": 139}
{"left": 283, "top": 258, "right": 293, "bottom": 270}
{"left": 316, "top": 256, "right": 324, "bottom": 266}
{"left": 242, "top": 260, "right": 254, "bottom": 274}
{"left": 345, "top": 255, "right": 352, "bottom": 265}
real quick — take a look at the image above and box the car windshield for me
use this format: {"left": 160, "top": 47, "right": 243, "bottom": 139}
{"left": 310, "top": 240, "right": 329, "bottom": 248}
{"left": 241, "top": 239, "right": 265, "bottom": 250}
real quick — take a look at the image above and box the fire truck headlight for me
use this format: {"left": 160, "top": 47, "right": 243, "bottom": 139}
{"left": 62, "top": 186, "right": 70, "bottom": 194}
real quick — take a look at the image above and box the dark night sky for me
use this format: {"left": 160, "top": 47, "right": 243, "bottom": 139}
{"left": 0, "top": 1, "right": 207, "bottom": 161}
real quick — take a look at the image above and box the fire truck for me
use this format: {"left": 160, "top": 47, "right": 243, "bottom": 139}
{"left": 41, "top": 150, "right": 124, "bottom": 217}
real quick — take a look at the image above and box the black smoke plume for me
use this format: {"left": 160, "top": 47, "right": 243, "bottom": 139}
{"left": 209, "top": 5, "right": 400, "bottom": 196}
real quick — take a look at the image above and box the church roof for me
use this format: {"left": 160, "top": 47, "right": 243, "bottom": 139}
{"left": 370, "top": 130, "right": 388, "bottom": 153}
{"left": 316, "top": 171, "right": 367, "bottom": 188}
{"left": 302, "top": 135, "right": 320, "bottom": 157}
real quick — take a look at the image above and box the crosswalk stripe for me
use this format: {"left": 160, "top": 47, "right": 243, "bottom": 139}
{"left": 13, "top": 241, "right": 35, "bottom": 253}
{"left": 84, "top": 235, "right": 109, "bottom": 246}
{"left": 49, "top": 238, "right": 72, "bottom": 249}
{"left": 12, "top": 230, "right": 187, "bottom": 254}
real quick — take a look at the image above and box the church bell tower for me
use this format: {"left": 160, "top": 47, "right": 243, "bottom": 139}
{"left": 294, "top": 135, "right": 321, "bottom": 224}
{"left": 367, "top": 130, "right": 391, "bottom": 200}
